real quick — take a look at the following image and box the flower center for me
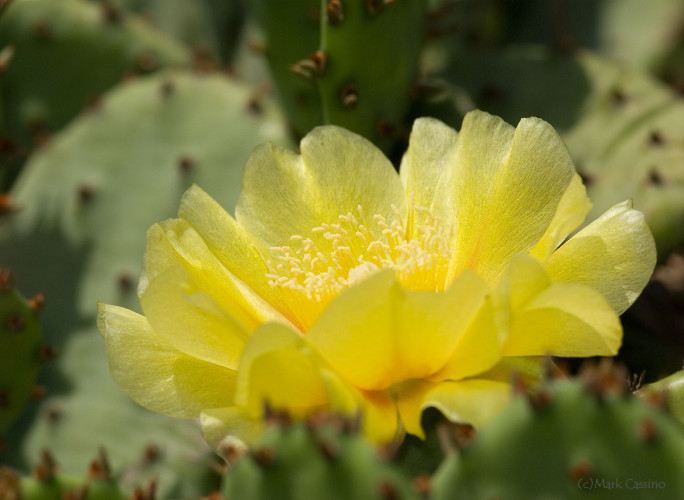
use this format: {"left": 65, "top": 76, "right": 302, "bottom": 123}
{"left": 266, "top": 205, "right": 453, "bottom": 330}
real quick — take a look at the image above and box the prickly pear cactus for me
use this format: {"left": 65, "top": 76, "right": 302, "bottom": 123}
{"left": 0, "top": 69, "right": 290, "bottom": 498}
{"left": 0, "top": 267, "right": 49, "bottom": 437}
{"left": 638, "top": 369, "right": 684, "bottom": 428}
{"left": 430, "top": 363, "right": 684, "bottom": 500}
{"left": 1, "top": 449, "right": 128, "bottom": 499}
{"left": 221, "top": 412, "right": 419, "bottom": 500}
{"left": 0, "top": 0, "right": 190, "bottom": 189}
{"left": 249, "top": 0, "right": 426, "bottom": 152}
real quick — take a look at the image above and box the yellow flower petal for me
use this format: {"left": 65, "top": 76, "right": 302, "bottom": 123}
{"left": 97, "top": 303, "right": 236, "bottom": 418}
{"left": 546, "top": 200, "right": 657, "bottom": 314}
{"left": 236, "top": 126, "right": 406, "bottom": 251}
{"left": 430, "top": 292, "right": 501, "bottom": 382}
{"left": 178, "top": 185, "right": 285, "bottom": 310}
{"left": 530, "top": 173, "right": 592, "bottom": 260}
{"left": 236, "top": 323, "right": 329, "bottom": 416}
{"left": 200, "top": 407, "right": 263, "bottom": 449}
{"left": 307, "top": 269, "right": 492, "bottom": 391}
{"left": 139, "top": 222, "right": 251, "bottom": 369}
{"left": 445, "top": 111, "right": 576, "bottom": 285}
{"left": 399, "top": 117, "right": 458, "bottom": 212}
{"left": 396, "top": 379, "right": 511, "bottom": 439}
{"left": 498, "top": 255, "right": 622, "bottom": 357}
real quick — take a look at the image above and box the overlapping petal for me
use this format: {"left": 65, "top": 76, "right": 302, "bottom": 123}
{"left": 497, "top": 254, "right": 622, "bottom": 357}
{"left": 306, "top": 269, "right": 494, "bottom": 391}
{"left": 139, "top": 221, "right": 252, "bottom": 369}
{"left": 97, "top": 304, "right": 236, "bottom": 418}
{"left": 396, "top": 379, "right": 511, "bottom": 438}
{"left": 440, "top": 112, "right": 576, "bottom": 285}
{"left": 546, "top": 200, "right": 656, "bottom": 314}
{"left": 236, "top": 125, "right": 406, "bottom": 252}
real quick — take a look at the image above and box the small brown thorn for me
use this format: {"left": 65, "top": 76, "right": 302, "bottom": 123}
{"left": 567, "top": 458, "right": 594, "bottom": 482}
{"left": 378, "top": 479, "right": 398, "bottom": 500}
{"left": 46, "top": 406, "right": 63, "bottom": 425}
{"left": 136, "top": 52, "right": 159, "bottom": 73}
{"left": 451, "top": 423, "right": 477, "bottom": 449}
{"left": 131, "top": 478, "right": 157, "bottom": 500}
{"left": 39, "top": 345, "right": 59, "bottom": 362}
{"left": 88, "top": 447, "right": 111, "bottom": 481}
{"left": 31, "top": 385, "right": 47, "bottom": 401}
{"left": 315, "top": 438, "right": 339, "bottom": 461}
{"left": 159, "top": 80, "right": 175, "bottom": 100}
{"left": 0, "top": 45, "right": 14, "bottom": 75}
{"left": 29, "top": 293, "right": 45, "bottom": 313}
{"left": 142, "top": 443, "right": 163, "bottom": 465}
{"left": 376, "top": 119, "right": 394, "bottom": 137}
{"left": 628, "top": 370, "right": 646, "bottom": 392}
{"left": 246, "top": 97, "right": 263, "bottom": 116}
{"left": 412, "top": 474, "right": 431, "bottom": 498}
{"left": 341, "top": 83, "right": 358, "bottom": 108}
{"left": 218, "top": 441, "right": 244, "bottom": 466}
{"left": 647, "top": 167, "right": 664, "bottom": 186}
{"left": 610, "top": 88, "right": 629, "bottom": 107}
{"left": 32, "top": 21, "right": 53, "bottom": 41}
{"left": 77, "top": 184, "right": 96, "bottom": 205}
{"left": 251, "top": 447, "right": 276, "bottom": 467}
{"left": 247, "top": 40, "right": 265, "bottom": 54}
{"left": 100, "top": 2, "right": 122, "bottom": 24}
{"left": 34, "top": 449, "right": 58, "bottom": 482}
{"left": 637, "top": 418, "right": 658, "bottom": 444}
{"left": 326, "top": 0, "right": 344, "bottom": 25}
{"left": 0, "top": 390, "right": 9, "bottom": 408}
{"left": 117, "top": 273, "right": 135, "bottom": 294}
{"left": 643, "top": 390, "right": 669, "bottom": 412}
{"left": 6, "top": 315, "right": 26, "bottom": 333}
{"left": 649, "top": 130, "right": 666, "bottom": 146}
{"left": 290, "top": 51, "right": 326, "bottom": 80}
{"left": 527, "top": 387, "right": 553, "bottom": 412}
{"left": 0, "top": 193, "right": 17, "bottom": 216}
{"left": 0, "top": 267, "right": 14, "bottom": 290}
{"left": 177, "top": 155, "right": 196, "bottom": 176}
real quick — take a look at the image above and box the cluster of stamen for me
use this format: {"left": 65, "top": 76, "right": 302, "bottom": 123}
{"left": 266, "top": 204, "right": 453, "bottom": 326}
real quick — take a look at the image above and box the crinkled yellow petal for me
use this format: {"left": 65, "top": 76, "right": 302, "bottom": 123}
{"left": 307, "top": 269, "right": 492, "bottom": 391}
{"left": 530, "top": 174, "right": 592, "bottom": 260}
{"left": 236, "top": 126, "right": 406, "bottom": 251}
{"left": 445, "top": 111, "right": 576, "bottom": 285}
{"left": 399, "top": 117, "right": 458, "bottom": 212}
{"left": 139, "top": 222, "right": 250, "bottom": 369}
{"left": 396, "top": 379, "right": 511, "bottom": 439}
{"left": 142, "top": 218, "right": 280, "bottom": 330}
{"left": 200, "top": 407, "right": 263, "bottom": 449}
{"left": 178, "top": 185, "right": 290, "bottom": 314}
{"left": 496, "top": 254, "right": 622, "bottom": 357}
{"left": 236, "top": 323, "right": 329, "bottom": 416}
{"left": 429, "top": 292, "right": 501, "bottom": 382}
{"left": 546, "top": 200, "right": 656, "bottom": 314}
{"left": 97, "top": 303, "right": 236, "bottom": 418}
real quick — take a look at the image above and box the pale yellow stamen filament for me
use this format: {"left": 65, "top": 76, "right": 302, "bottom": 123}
{"left": 266, "top": 204, "right": 453, "bottom": 329}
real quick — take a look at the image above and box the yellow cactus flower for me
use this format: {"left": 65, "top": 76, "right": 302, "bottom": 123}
{"left": 97, "top": 111, "right": 656, "bottom": 446}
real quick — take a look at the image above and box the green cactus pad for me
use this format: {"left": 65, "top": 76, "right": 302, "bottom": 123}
{"left": 638, "top": 369, "right": 684, "bottom": 427}
{"left": 431, "top": 366, "right": 684, "bottom": 499}
{"left": 222, "top": 413, "right": 419, "bottom": 500}
{"left": 249, "top": 0, "right": 426, "bottom": 152}
{"left": 0, "top": 0, "right": 190, "bottom": 189}
{"left": 0, "top": 268, "right": 44, "bottom": 436}
{"left": 0, "top": 69, "right": 290, "bottom": 496}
